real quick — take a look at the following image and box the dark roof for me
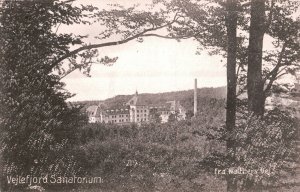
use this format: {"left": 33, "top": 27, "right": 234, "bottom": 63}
{"left": 86, "top": 105, "right": 98, "bottom": 113}
{"left": 86, "top": 105, "right": 102, "bottom": 117}
{"left": 104, "top": 108, "right": 130, "bottom": 115}
{"left": 149, "top": 103, "right": 172, "bottom": 109}
{"left": 87, "top": 105, "right": 130, "bottom": 116}
{"left": 126, "top": 93, "right": 148, "bottom": 106}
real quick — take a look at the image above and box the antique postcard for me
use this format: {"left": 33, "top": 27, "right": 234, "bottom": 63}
{"left": 0, "top": 0, "right": 299, "bottom": 191}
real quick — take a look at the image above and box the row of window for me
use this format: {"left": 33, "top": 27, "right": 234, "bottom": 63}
{"left": 110, "top": 114, "right": 129, "bottom": 118}
{"left": 137, "top": 118, "right": 147, "bottom": 122}
{"left": 136, "top": 109, "right": 147, "bottom": 113}
{"left": 137, "top": 114, "right": 147, "bottom": 117}
{"left": 108, "top": 119, "right": 130, "bottom": 123}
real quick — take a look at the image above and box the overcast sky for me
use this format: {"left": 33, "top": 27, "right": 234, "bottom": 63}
{"left": 59, "top": 0, "right": 298, "bottom": 101}
{"left": 57, "top": 0, "right": 227, "bottom": 101}
{"left": 62, "top": 38, "right": 226, "bottom": 101}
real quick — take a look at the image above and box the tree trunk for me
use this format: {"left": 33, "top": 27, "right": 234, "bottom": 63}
{"left": 226, "top": 0, "right": 238, "bottom": 191}
{"left": 247, "top": 0, "right": 266, "bottom": 116}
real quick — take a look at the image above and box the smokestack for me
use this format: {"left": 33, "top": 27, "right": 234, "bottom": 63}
{"left": 194, "top": 78, "right": 197, "bottom": 116}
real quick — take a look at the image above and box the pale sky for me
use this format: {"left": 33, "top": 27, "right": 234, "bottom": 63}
{"left": 59, "top": 0, "right": 298, "bottom": 101}
{"left": 59, "top": 0, "right": 227, "bottom": 101}
{"left": 62, "top": 38, "right": 226, "bottom": 101}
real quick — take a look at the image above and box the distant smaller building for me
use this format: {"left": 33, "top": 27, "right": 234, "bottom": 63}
{"left": 291, "top": 83, "right": 300, "bottom": 95}
{"left": 149, "top": 101, "right": 186, "bottom": 123}
{"left": 291, "top": 75, "right": 300, "bottom": 97}
{"left": 86, "top": 105, "right": 102, "bottom": 123}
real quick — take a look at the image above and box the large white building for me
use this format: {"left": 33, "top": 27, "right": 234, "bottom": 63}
{"left": 126, "top": 91, "right": 150, "bottom": 123}
{"left": 86, "top": 91, "right": 186, "bottom": 124}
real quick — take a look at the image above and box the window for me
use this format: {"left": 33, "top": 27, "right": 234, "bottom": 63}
{"left": 137, "top": 110, "right": 139, "bottom": 113}
{"left": 144, "top": 110, "right": 146, "bottom": 112}
{"left": 137, "top": 115, "right": 139, "bottom": 117}
{"left": 144, "top": 114, "right": 146, "bottom": 116}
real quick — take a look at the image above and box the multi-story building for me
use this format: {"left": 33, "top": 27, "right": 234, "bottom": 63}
{"left": 126, "top": 91, "right": 150, "bottom": 123}
{"left": 102, "top": 108, "right": 130, "bottom": 124}
{"left": 86, "top": 91, "right": 187, "bottom": 124}
{"left": 86, "top": 105, "right": 130, "bottom": 124}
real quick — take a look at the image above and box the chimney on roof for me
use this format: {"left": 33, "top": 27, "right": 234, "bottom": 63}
{"left": 194, "top": 78, "right": 197, "bottom": 116}
{"left": 135, "top": 90, "right": 138, "bottom": 96}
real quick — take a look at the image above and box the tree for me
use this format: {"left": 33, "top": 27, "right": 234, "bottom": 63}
{"left": 0, "top": 1, "right": 90, "bottom": 190}
{"left": 168, "top": 112, "right": 178, "bottom": 123}
{"left": 156, "top": 0, "right": 299, "bottom": 190}
{"left": 48, "top": 1, "right": 190, "bottom": 79}
{"left": 225, "top": 1, "right": 238, "bottom": 191}
{"left": 242, "top": 0, "right": 300, "bottom": 116}
{"left": 247, "top": 0, "right": 266, "bottom": 116}
{"left": 0, "top": 1, "right": 190, "bottom": 190}
{"left": 185, "top": 110, "right": 194, "bottom": 121}
{"left": 152, "top": 113, "right": 162, "bottom": 124}
{"left": 261, "top": 1, "right": 300, "bottom": 105}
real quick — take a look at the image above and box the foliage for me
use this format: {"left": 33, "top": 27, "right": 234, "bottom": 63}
{"left": 200, "top": 108, "right": 299, "bottom": 191}
{"left": 155, "top": 0, "right": 299, "bottom": 110}
{"left": 75, "top": 118, "right": 226, "bottom": 192}
{"left": 0, "top": 0, "right": 91, "bottom": 190}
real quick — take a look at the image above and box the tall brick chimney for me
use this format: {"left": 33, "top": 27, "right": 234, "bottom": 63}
{"left": 194, "top": 78, "right": 197, "bottom": 116}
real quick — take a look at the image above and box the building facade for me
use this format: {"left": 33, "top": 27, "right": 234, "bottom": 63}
{"left": 86, "top": 91, "right": 186, "bottom": 124}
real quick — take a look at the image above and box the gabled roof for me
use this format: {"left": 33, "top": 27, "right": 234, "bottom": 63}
{"left": 126, "top": 92, "right": 148, "bottom": 106}
{"left": 86, "top": 105, "right": 102, "bottom": 117}
{"left": 86, "top": 105, "right": 97, "bottom": 113}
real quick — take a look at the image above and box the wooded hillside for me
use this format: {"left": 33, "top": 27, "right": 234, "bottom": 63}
{"left": 73, "top": 86, "right": 227, "bottom": 111}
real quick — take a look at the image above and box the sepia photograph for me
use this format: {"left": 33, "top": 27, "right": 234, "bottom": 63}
{"left": 0, "top": 0, "right": 299, "bottom": 191}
